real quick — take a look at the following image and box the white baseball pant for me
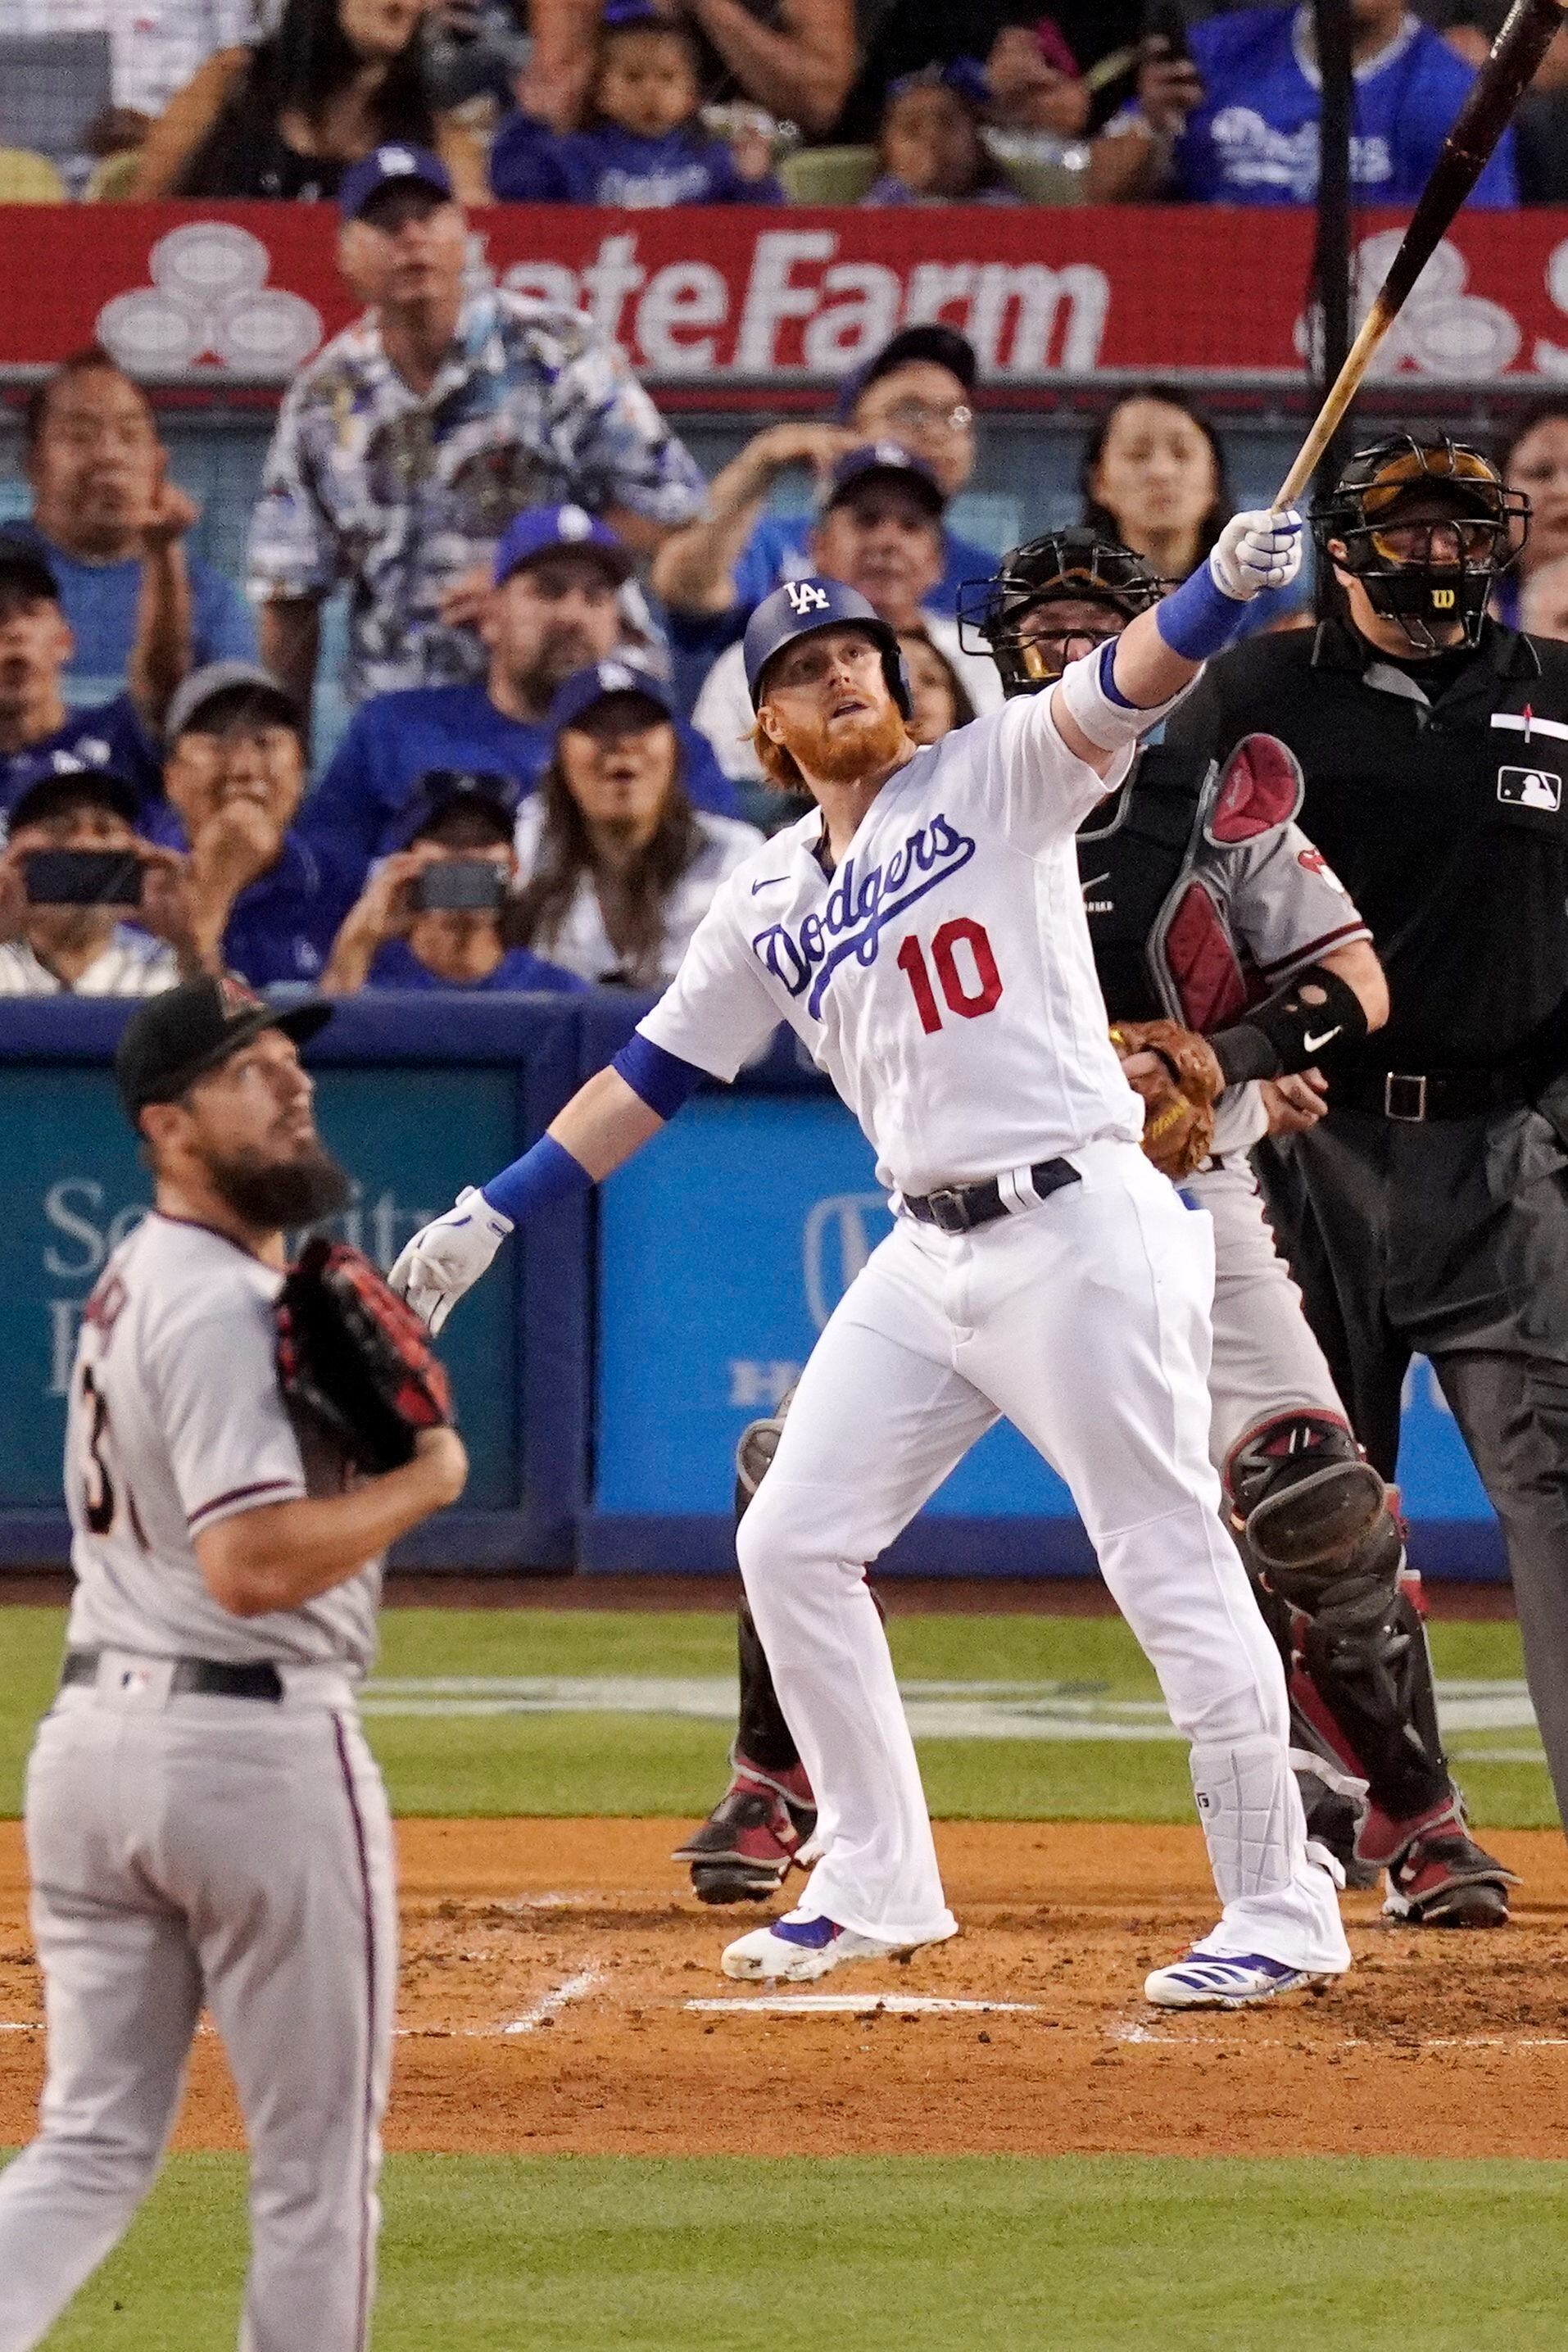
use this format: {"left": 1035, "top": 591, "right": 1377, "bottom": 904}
{"left": 1189, "top": 1155, "right": 1348, "bottom": 1471}
{"left": 736, "top": 1137, "right": 1349, "bottom": 1974}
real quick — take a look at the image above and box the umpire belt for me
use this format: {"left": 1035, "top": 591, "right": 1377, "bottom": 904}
{"left": 902, "top": 1156, "right": 1081, "bottom": 1235}
{"left": 62, "top": 1649, "right": 285, "bottom": 1702}
{"left": 1335, "top": 1066, "right": 1527, "bottom": 1123}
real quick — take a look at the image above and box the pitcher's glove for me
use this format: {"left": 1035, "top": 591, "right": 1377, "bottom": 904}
{"left": 1110, "top": 1019, "right": 1225, "bottom": 1181}
{"left": 276, "top": 1238, "right": 454, "bottom": 1475}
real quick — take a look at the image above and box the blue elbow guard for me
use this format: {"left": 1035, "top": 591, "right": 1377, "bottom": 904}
{"left": 612, "top": 1034, "right": 707, "bottom": 1120}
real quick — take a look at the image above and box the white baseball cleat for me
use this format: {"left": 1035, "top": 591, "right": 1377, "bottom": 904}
{"left": 721, "top": 1908, "right": 951, "bottom": 1983}
{"left": 1143, "top": 1951, "right": 1337, "bottom": 2010}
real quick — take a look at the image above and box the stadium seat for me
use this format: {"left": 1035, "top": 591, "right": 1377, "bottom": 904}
{"left": 995, "top": 152, "right": 1089, "bottom": 205}
{"left": 0, "top": 147, "right": 68, "bottom": 202}
{"left": 0, "top": 30, "right": 113, "bottom": 183}
{"left": 84, "top": 150, "right": 143, "bottom": 202}
{"left": 778, "top": 145, "right": 879, "bottom": 204}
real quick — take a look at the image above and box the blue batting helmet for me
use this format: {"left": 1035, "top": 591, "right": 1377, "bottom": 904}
{"left": 742, "top": 578, "right": 913, "bottom": 717}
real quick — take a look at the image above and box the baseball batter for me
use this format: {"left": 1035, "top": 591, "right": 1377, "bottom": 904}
{"left": 0, "top": 978, "right": 467, "bottom": 2352}
{"left": 681, "top": 532, "right": 1514, "bottom": 1943}
{"left": 393, "top": 512, "right": 1355, "bottom": 2008}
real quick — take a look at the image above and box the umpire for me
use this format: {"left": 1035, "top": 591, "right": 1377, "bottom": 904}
{"left": 1164, "top": 433, "right": 1568, "bottom": 1833}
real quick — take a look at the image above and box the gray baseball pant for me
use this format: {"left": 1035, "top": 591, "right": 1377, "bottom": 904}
{"left": 0, "top": 1661, "right": 395, "bottom": 2352}
{"left": 1258, "top": 1099, "right": 1568, "bottom": 1832}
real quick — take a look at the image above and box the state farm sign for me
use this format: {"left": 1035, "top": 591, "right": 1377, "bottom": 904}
{"left": 3, "top": 202, "right": 1568, "bottom": 388}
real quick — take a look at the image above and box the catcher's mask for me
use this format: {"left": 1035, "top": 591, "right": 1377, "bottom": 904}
{"left": 958, "top": 528, "right": 1166, "bottom": 697}
{"left": 1311, "top": 435, "right": 1529, "bottom": 652}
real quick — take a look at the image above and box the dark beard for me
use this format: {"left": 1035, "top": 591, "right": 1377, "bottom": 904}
{"left": 206, "top": 1142, "right": 352, "bottom": 1232}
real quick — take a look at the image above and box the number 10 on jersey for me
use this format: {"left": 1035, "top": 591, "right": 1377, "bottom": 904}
{"left": 895, "top": 918, "right": 1004, "bottom": 1035}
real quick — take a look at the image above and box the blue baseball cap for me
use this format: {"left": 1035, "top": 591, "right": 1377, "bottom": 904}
{"left": 492, "top": 503, "right": 636, "bottom": 588}
{"left": 832, "top": 324, "right": 977, "bottom": 424}
{"left": 548, "top": 659, "right": 678, "bottom": 735}
{"left": 818, "top": 442, "right": 946, "bottom": 519}
{"left": 389, "top": 768, "right": 520, "bottom": 850}
{"left": 339, "top": 144, "right": 454, "bottom": 222}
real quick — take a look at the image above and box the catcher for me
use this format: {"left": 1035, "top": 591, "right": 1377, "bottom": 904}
{"left": 677, "top": 529, "right": 1515, "bottom": 1933}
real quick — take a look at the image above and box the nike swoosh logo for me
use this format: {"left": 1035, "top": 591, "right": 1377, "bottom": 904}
{"left": 750, "top": 876, "right": 789, "bottom": 895}
{"left": 1303, "top": 1027, "right": 1342, "bottom": 1053}
{"left": 1081, "top": 871, "right": 1111, "bottom": 898}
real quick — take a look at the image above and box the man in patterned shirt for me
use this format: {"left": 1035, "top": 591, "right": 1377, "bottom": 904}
{"left": 247, "top": 144, "right": 708, "bottom": 730}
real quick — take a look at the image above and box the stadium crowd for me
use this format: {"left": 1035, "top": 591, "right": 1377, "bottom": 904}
{"left": 1, "top": 3, "right": 1567, "bottom": 992}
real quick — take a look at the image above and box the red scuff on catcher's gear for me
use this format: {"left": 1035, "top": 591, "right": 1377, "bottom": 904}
{"left": 275, "top": 1238, "right": 455, "bottom": 1476}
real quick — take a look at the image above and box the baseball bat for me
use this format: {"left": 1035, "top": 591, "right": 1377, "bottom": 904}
{"left": 1275, "top": 0, "right": 1568, "bottom": 510}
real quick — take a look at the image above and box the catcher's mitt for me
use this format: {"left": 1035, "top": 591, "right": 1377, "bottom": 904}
{"left": 1110, "top": 1018, "right": 1225, "bottom": 1181}
{"left": 276, "top": 1238, "right": 454, "bottom": 1475}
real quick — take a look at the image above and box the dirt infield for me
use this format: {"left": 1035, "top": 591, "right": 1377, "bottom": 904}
{"left": 2, "top": 1819, "right": 1566, "bottom": 2161}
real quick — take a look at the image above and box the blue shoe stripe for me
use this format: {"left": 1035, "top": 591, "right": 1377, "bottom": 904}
{"left": 772, "top": 1915, "right": 841, "bottom": 1950}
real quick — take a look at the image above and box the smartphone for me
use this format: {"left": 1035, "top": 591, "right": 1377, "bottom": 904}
{"left": 23, "top": 850, "right": 143, "bottom": 908}
{"left": 1142, "top": 0, "right": 1190, "bottom": 60}
{"left": 413, "top": 860, "right": 505, "bottom": 913}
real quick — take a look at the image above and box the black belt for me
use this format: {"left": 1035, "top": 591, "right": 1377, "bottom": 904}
{"left": 1335, "top": 1066, "right": 1527, "bottom": 1124}
{"left": 61, "top": 1650, "right": 283, "bottom": 1702}
{"left": 904, "top": 1156, "right": 1081, "bottom": 1235}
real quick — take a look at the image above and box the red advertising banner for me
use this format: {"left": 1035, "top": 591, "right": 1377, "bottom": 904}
{"left": 2, "top": 202, "right": 1567, "bottom": 387}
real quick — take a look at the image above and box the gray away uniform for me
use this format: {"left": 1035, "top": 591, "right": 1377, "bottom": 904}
{"left": 0, "top": 1212, "right": 394, "bottom": 2352}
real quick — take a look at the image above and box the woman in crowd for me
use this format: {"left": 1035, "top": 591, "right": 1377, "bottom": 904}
{"left": 323, "top": 770, "right": 582, "bottom": 995}
{"left": 897, "top": 628, "right": 976, "bottom": 745}
{"left": 510, "top": 661, "right": 762, "bottom": 987}
{"left": 130, "top": 0, "right": 488, "bottom": 202}
{"left": 1080, "top": 383, "right": 1231, "bottom": 585}
{"left": 1495, "top": 397, "right": 1568, "bottom": 629}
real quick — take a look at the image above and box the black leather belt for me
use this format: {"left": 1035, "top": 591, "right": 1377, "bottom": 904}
{"left": 61, "top": 1650, "right": 283, "bottom": 1702}
{"left": 904, "top": 1156, "right": 1081, "bottom": 1235}
{"left": 1335, "top": 1066, "right": 1526, "bottom": 1123}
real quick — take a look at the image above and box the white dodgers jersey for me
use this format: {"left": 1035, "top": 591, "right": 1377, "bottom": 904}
{"left": 63, "top": 1213, "right": 381, "bottom": 1670}
{"left": 639, "top": 687, "right": 1144, "bottom": 1197}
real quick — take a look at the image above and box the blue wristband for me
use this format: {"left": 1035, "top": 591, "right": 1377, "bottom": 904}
{"left": 1153, "top": 559, "right": 1249, "bottom": 664}
{"left": 612, "top": 1034, "right": 706, "bottom": 1120}
{"left": 481, "top": 1133, "right": 591, "bottom": 1226}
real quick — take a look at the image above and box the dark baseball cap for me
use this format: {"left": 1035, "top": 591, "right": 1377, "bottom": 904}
{"left": 834, "top": 325, "right": 978, "bottom": 423}
{"left": 165, "top": 661, "right": 301, "bottom": 745}
{"left": 339, "top": 143, "right": 454, "bottom": 222}
{"left": 0, "top": 537, "right": 61, "bottom": 605}
{"left": 7, "top": 768, "right": 142, "bottom": 832}
{"left": 819, "top": 442, "right": 946, "bottom": 519}
{"left": 389, "top": 768, "right": 520, "bottom": 850}
{"left": 548, "top": 658, "right": 677, "bottom": 734}
{"left": 116, "top": 975, "right": 332, "bottom": 1122}
{"left": 492, "top": 503, "right": 635, "bottom": 587}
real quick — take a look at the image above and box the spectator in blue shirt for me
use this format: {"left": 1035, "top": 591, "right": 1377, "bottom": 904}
{"left": 302, "top": 502, "right": 740, "bottom": 886}
{"left": 142, "top": 663, "right": 361, "bottom": 989}
{"left": 16, "top": 350, "right": 256, "bottom": 709}
{"left": 491, "top": 7, "right": 783, "bottom": 206}
{"left": 652, "top": 328, "right": 995, "bottom": 665}
{"left": 321, "top": 768, "right": 585, "bottom": 995}
{"left": 1097, "top": 0, "right": 1518, "bottom": 206}
{"left": 0, "top": 533, "right": 187, "bottom": 819}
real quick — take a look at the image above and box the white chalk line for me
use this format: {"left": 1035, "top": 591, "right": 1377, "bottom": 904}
{"left": 500, "top": 1965, "right": 602, "bottom": 2035}
{"left": 687, "top": 1995, "right": 1039, "bottom": 2016}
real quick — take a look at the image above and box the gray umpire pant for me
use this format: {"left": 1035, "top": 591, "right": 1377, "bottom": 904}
{"left": 0, "top": 1658, "right": 396, "bottom": 2352}
{"left": 1258, "top": 1099, "right": 1568, "bottom": 1831}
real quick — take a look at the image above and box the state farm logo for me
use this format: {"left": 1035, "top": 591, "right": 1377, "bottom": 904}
{"left": 96, "top": 224, "right": 324, "bottom": 380}
{"left": 1296, "top": 230, "right": 1520, "bottom": 379}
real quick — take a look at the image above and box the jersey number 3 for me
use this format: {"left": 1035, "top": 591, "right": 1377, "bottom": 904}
{"left": 896, "top": 918, "right": 1004, "bottom": 1036}
{"left": 77, "top": 1365, "right": 117, "bottom": 1537}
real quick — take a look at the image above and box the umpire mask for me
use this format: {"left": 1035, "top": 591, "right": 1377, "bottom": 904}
{"left": 1312, "top": 437, "right": 1529, "bottom": 653}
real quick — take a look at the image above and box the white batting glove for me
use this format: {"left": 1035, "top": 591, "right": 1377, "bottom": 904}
{"left": 389, "top": 1185, "right": 513, "bottom": 1335}
{"left": 1208, "top": 507, "right": 1303, "bottom": 600}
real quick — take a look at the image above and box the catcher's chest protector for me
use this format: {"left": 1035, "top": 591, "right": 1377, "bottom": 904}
{"left": 1077, "top": 745, "right": 1246, "bottom": 1034}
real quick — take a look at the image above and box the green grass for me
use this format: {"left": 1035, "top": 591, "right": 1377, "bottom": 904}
{"left": 0, "top": 1606, "right": 1553, "bottom": 1829}
{"left": 11, "top": 2151, "right": 1568, "bottom": 2350}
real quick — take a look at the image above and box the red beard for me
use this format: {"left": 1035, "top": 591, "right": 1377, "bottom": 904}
{"left": 774, "top": 697, "right": 911, "bottom": 788}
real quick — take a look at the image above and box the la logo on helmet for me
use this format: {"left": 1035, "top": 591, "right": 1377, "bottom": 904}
{"left": 785, "top": 582, "right": 832, "bottom": 615}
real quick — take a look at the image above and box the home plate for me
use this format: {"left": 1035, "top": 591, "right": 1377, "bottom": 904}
{"left": 686, "top": 1995, "right": 1040, "bottom": 2016}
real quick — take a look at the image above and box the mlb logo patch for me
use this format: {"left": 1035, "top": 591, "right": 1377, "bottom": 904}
{"left": 1498, "top": 765, "right": 1563, "bottom": 812}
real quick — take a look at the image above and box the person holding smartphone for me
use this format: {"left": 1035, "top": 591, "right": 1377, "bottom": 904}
{"left": 320, "top": 768, "right": 585, "bottom": 995}
{"left": 0, "top": 772, "right": 201, "bottom": 998}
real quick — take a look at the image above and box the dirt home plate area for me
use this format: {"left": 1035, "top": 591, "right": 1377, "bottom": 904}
{"left": 2, "top": 1817, "right": 1566, "bottom": 2161}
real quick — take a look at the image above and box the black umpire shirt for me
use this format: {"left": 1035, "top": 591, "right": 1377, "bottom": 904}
{"left": 1163, "top": 616, "right": 1568, "bottom": 1076}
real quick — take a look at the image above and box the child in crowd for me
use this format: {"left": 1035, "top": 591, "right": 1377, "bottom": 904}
{"left": 490, "top": 5, "right": 782, "bottom": 207}
{"left": 863, "top": 67, "right": 1022, "bottom": 207}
